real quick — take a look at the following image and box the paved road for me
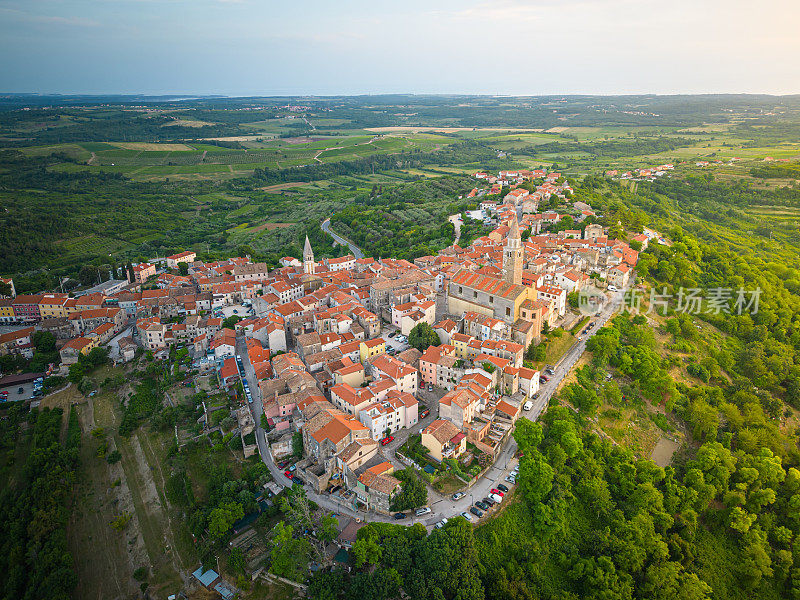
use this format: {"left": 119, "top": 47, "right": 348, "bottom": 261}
{"left": 321, "top": 218, "right": 364, "bottom": 259}
{"left": 236, "top": 281, "right": 631, "bottom": 526}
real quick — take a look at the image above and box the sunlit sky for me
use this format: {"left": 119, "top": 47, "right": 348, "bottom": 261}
{"left": 1, "top": 0, "right": 799, "bottom": 96}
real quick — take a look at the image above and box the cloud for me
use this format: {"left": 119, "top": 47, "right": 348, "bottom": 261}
{"left": 450, "top": 1, "right": 544, "bottom": 22}
{"left": 0, "top": 7, "right": 100, "bottom": 27}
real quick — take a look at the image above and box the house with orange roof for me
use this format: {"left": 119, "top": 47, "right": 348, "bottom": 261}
{"left": 439, "top": 387, "right": 481, "bottom": 429}
{"left": 421, "top": 419, "right": 466, "bottom": 462}
{"left": 358, "top": 389, "right": 419, "bottom": 440}
{"left": 359, "top": 337, "right": 385, "bottom": 364}
{"left": 355, "top": 461, "right": 402, "bottom": 513}
{"left": 166, "top": 251, "right": 196, "bottom": 269}
{"left": 609, "top": 263, "right": 631, "bottom": 288}
{"left": 59, "top": 336, "right": 96, "bottom": 365}
{"left": 0, "top": 326, "right": 35, "bottom": 358}
{"left": 369, "top": 354, "right": 418, "bottom": 395}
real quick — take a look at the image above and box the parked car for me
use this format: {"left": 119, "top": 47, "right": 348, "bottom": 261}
{"left": 523, "top": 400, "right": 533, "bottom": 411}
{"left": 460, "top": 511, "right": 473, "bottom": 522}
{"left": 289, "top": 464, "right": 297, "bottom": 472}
{"left": 497, "top": 483, "right": 509, "bottom": 492}
{"left": 470, "top": 506, "right": 484, "bottom": 518}
{"left": 483, "top": 497, "right": 495, "bottom": 507}
{"left": 505, "top": 475, "right": 517, "bottom": 484}
{"left": 490, "top": 488, "right": 504, "bottom": 497}
{"left": 539, "top": 377, "right": 547, "bottom": 384}
{"left": 608, "top": 285, "right": 618, "bottom": 292}
{"left": 393, "top": 512, "right": 407, "bottom": 520}
{"left": 293, "top": 477, "right": 305, "bottom": 486}
{"left": 489, "top": 493, "right": 503, "bottom": 503}
{"left": 17, "top": 387, "right": 23, "bottom": 394}
{"left": 284, "top": 470, "right": 293, "bottom": 479}
{"left": 426, "top": 384, "right": 434, "bottom": 392}
{"left": 420, "top": 408, "right": 430, "bottom": 419}
{"left": 434, "top": 518, "right": 448, "bottom": 529}
{"left": 415, "top": 506, "right": 432, "bottom": 516}
{"left": 387, "top": 331, "right": 396, "bottom": 338}
{"left": 513, "top": 465, "right": 520, "bottom": 473}
{"left": 452, "top": 492, "right": 465, "bottom": 501}
{"left": 475, "top": 501, "right": 489, "bottom": 511}
{"left": 381, "top": 435, "right": 394, "bottom": 446}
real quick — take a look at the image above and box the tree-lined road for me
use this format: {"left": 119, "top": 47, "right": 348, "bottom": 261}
{"left": 321, "top": 218, "right": 364, "bottom": 259}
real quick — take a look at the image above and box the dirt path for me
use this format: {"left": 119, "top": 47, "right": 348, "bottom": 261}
{"left": 137, "top": 431, "right": 192, "bottom": 581}
{"left": 448, "top": 214, "right": 462, "bottom": 245}
{"left": 87, "top": 152, "right": 97, "bottom": 165}
{"left": 69, "top": 401, "right": 143, "bottom": 600}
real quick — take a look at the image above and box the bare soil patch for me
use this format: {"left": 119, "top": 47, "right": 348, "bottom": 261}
{"left": 651, "top": 437, "right": 680, "bottom": 467}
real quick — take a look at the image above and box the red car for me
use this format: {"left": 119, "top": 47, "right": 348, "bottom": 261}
{"left": 380, "top": 436, "right": 394, "bottom": 446}
{"left": 284, "top": 470, "right": 294, "bottom": 479}
{"left": 491, "top": 488, "right": 504, "bottom": 497}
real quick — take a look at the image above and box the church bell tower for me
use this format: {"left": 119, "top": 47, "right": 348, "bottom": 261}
{"left": 502, "top": 217, "right": 523, "bottom": 286}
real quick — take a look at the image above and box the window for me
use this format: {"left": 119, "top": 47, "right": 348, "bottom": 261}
{"left": 506, "top": 307, "right": 511, "bottom": 317}
{"left": 473, "top": 291, "right": 478, "bottom": 299}
{"left": 489, "top": 296, "right": 494, "bottom": 304}
{"left": 458, "top": 286, "right": 463, "bottom": 294}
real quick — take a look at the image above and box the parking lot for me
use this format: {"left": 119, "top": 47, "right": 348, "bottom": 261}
{"left": 215, "top": 304, "right": 255, "bottom": 320}
{"left": 380, "top": 327, "right": 411, "bottom": 354}
{"left": 1, "top": 381, "right": 36, "bottom": 403}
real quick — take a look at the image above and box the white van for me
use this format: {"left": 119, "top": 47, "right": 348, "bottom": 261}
{"left": 523, "top": 400, "right": 533, "bottom": 411}
{"left": 489, "top": 493, "right": 503, "bottom": 504}
{"left": 415, "top": 506, "right": 431, "bottom": 516}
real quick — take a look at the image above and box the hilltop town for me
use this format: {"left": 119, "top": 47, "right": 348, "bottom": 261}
{"left": 0, "top": 167, "right": 645, "bottom": 528}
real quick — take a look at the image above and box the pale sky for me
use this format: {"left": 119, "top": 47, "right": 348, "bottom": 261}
{"left": 1, "top": 0, "right": 799, "bottom": 96}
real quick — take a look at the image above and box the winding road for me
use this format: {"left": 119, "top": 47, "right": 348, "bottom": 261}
{"left": 238, "top": 274, "right": 631, "bottom": 528}
{"left": 321, "top": 218, "right": 364, "bottom": 259}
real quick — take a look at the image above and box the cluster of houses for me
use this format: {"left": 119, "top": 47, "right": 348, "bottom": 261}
{"left": 0, "top": 290, "right": 129, "bottom": 369}
{"left": 604, "top": 163, "right": 674, "bottom": 181}
{"left": 0, "top": 170, "right": 643, "bottom": 513}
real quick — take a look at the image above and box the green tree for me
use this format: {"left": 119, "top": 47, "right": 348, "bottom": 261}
{"left": 32, "top": 331, "right": 56, "bottom": 353}
{"left": 390, "top": 468, "right": 428, "bottom": 511}
{"left": 408, "top": 322, "right": 441, "bottom": 351}
{"left": 292, "top": 431, "right": 304, "bottom": 458}
{"left": 222, "top": 315, "right": 242, "bottom": 330}
{"left": 352, "top": 536, "right": 382, "bottom": 568}
{"left": 208, "top": 502, "right": 244, "bottom": 539}
{"left": 228, "top": 547, "right": 246, "bottom": 576}
{"left": 270, "top": 521, "right": 311, "bottom": 582}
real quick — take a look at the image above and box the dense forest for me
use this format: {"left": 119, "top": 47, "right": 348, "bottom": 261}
{"left": 0, "top": 408, "right": 80, "bottom": 600}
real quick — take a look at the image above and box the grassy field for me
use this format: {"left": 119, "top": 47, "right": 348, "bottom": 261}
{"left": 18, "top": 132, "right": 450, "bottom": 181}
